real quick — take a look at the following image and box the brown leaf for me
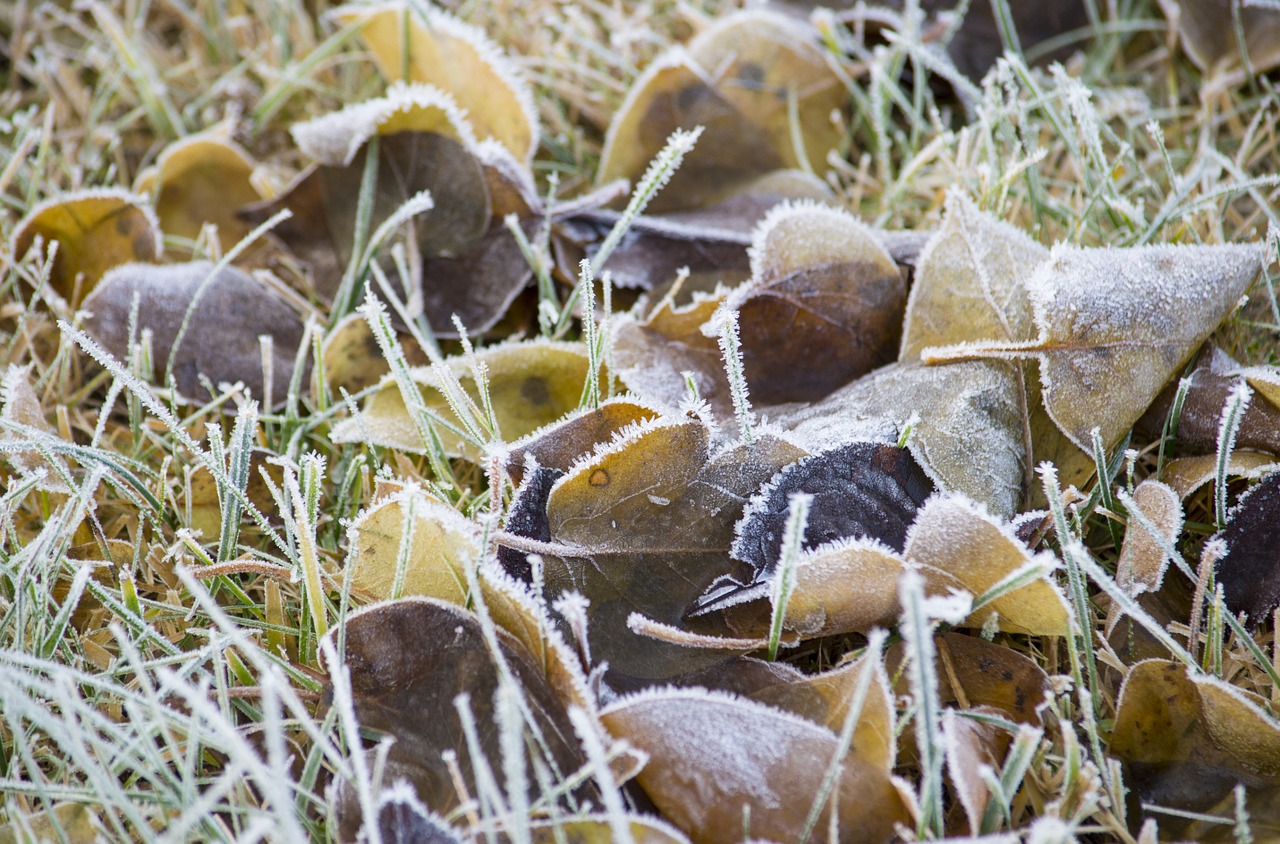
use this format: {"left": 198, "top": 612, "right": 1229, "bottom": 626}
{"left": 1214, "top": 471, "right": 1280, "bottom": 623}
{"left": 943, "top": 706, "right": 1013, "bottom": 835}
{"left": 1161, "top": 450, "right": 1280, "bottom": 500}
{"left": 731, "top": 202, "right": 906, "bottom": 404}
{"left": 528, "top": 816, "right": 691, "bottom": 844}
{"left": 320, "top": 312, "right": 430, "bottom": 396}
{"left": 597, "top": 10, "right": 847, "bottom": 213}
{"left": 927, "top": 241, "right": 1265, "bottom": 452}
{"left": 83, "top": 261, "right": 308, "bottom": 407}
{"left": 1, "top": 365, "right": 71, "bottom": 493}
{"left": 507, "top": 396, "right": 663, "bottom": 486}
{"left": 1115, "top": 479, "right": 1182, "bottom": 598}
{"left": 0, "top": 803, "right": 98, "bottom": 844}
{"left": 334, "top": 1, "right": 538, "bottom": 165}
{"left": 321, "top": 598, "right": 586, "bottom": 836}
{"left": 364, "top": 783, "right": 463, "bottom": 844}
{"left": 134, "top": 129, "right": 263, "bottom": 249}
{"left": 13, "top": 189, "right": 161, "bottom": 307}
{"left": 1164, "top": 0, "right": 1280, "bottom": 78}
{"left": 611, "top": 289, "right": 729, "bottom": 416}
{"left": 599, "top": 687, "right": 908, "bottom": 844}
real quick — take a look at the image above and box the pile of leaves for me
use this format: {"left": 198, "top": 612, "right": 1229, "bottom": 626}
{"left": 3, "top": 0, "right": 1280, "bottom": 841}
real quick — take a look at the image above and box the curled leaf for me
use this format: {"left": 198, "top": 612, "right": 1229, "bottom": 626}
{"left": 83, "top": 261, "right": 308, "bottom": 407}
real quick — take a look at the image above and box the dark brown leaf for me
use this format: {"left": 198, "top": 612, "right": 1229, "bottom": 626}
{"left": 1215, "top": 471, "right": 1280, "bottom": 624}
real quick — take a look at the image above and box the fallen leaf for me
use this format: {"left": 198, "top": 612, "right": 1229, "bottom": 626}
{"left": 186, "top": 449, "right": 285, "bottom": 540}
{"left": 599, "top": 687, "right": 908, "bottom": 844}
{"left": 506, "top": 396, "right": 663, "bottom": 486}
{"left": 926, "top": 241, "right": 1265, "bottom": 452}
{"left": 83, "top": 261, "right": 308, "bottom": 407}
{"left": 1115, "top": 479, "right": 1182, "bottom": 598}
{"left": 1111, "top": 658, "right": 1280, "bottom": 835}
{"left": 498, "top": 464, "right": 561, "bottom": 583}
{"left": 1, "top": 365, "right": 71, "bottom": 492}
{"left": 1161, "top": 450, "right": 1280, "bottom": 500}
{"left": 320, "top": 311, "right": 429, "bottom": 396}
{"left": 944, "top": 706, "right": 1013, "bottom": 836}
{"left": 597, "top": 10, "right": 848, "bottom": 213}
{"left": 331, "top": 339, "right": 601, "bottom": 459}
{"left": 346, "top": 486, "right": 480, "bottom": 604}
{"left": 771, "top": 360, "right": 1026, "bottom": 518}
{"left": 134, "top": 129, "right": 263, "bottom": 248}
{"left": 0, "top": 803, "right": 97, "bottom": 844}
{"left": 334, "top": 0, "right": 538, "bottom": 165}
{"left": 322, "top": 598, "right": 585, "bottom": 837}
{"left": 730, "top": 201, "right": 906, "bottom": 404}
{"left": 13, "top": 188, "right": 161, "bottom": 307}
{"left": 1164, "top": 0, "right": 1280, "bottom": 78}
{"left": 364, "top": 782, "right": 463, "bottom": 844}
{"left": 1214, "top": 471, "right": 1280, "bottom": 623}
{"left": 540, "top": 417, "right": 805, "bottom": 681}
{"left": 780, "top": 537, "right": 905, "bottom": 637}
{"left": 528, "top": 816, "right": 691, "bottom": 844}
{"left": 929, "top": 632, "right": 1052, "bottom": 725}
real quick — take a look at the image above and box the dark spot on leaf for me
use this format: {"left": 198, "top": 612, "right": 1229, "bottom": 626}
{"left": 520, "top": 376, "right": 550, "bottom": 406}
{"left": 589, "top": 469, "right": 610, "bottom": 487}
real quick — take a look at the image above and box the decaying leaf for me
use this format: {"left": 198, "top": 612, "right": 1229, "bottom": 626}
{"left": 528, "top": 816, "right": 691, "bottom": 844}
{"left": 771, "top": 360, "right": 1026, "bottom": 518}
{"left": 729, "top": 202, "right": 905, "bottom": 404}
{"left": 83, "top": 261, "right": 308, "bottom": 407}
{"left": 1161, "top": 450, "right": 1280, "bottom": 500}
{"left": 135, "top": 129, "right": 263, "bottom": 247}
{"left": 320, "top": 312, "right": 430, "bottom": 396}
{"left": 931, "top": 632, "right": 1051, "bottom": 725}
{"left": 1111, "top": 658, "right": 1280, "bottom": 835}
{"left": 13, "top": 188, "right": 161, "bottom": 307}
{"left": 506, "top": 396, "right": 663, "bottom": 485}
{"left": 731, "top": 441, "right": 932, "bottom": 575}
{"left": 498, "top": 465, "right": 561, "bottom": 583}
{"left": 1115, "top": 479, "right": 1182, "bottom": 598}
{"left": 540, "top": 417, "right": 805, "bottom": 681}
{"left": 346, "top": 486, "right": 480, "bottom": 604}
{"left": 598, "top": 10, "right": 847, "bottom": 213}
{"left": 612, "top": 289, "right": 730, "bottom": 416}
{"left": 334, "top": 0, "right": 538, "bottom": 165}
{"left": 944, "top": 706, "right": 1013, "bottom": 836}
{"left": 1214, "top": 471, "right": 1280, "bottom": 624}
{"left": 778, "top": 538, "right": 905, "bottom": 637}
{"left": 331, "top": 339, "right": 601, "bottom": 458}
{"left": 322, "top": 598, "right": 585, "bottom": 837}
{"left": 1163, "top": 0, "right": 1280, "bottom": 79}
{"left": 599, "top": 686, "right": 908, "bottom": 844}
{"left": 927, "top": 241, "right": 1265, "bottom": 452}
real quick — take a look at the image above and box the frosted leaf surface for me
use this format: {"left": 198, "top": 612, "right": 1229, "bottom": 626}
{"left": 770, "top": 360, "right": 1026, "bottom": 518}
{"left": 507, "top": 396, "right": 662, "bottom": 486}
{"left": 1116, "top": 480, "right": 1182, "bottom": 597}
{"left": 0, "top": 366, "right": 70, "bottom": 493}
{"left": 1161, "top": 451, "right": 1280, "bottom": 500}
{"left": 1169, "top": 0, "right": 1280, "bottom": 78}
{"left": 927, "top": 242, "right": 1265, "bottom": 452}
{"left": 1213, "top": 471, "right": 1280, "bottom": 623}
{"left": 599, "top": 688, "right": 908, "bottom": 844}
{"left": 83, "top": 261, "right": 307, "bottom": 408}
{"left": 612, "top": 291, "right": 731, "bottom": 417}
{"left": 320, "top": 311, "right": 430, "bottom": 396}
{"left": 944, "top": 706, "right": 1012, "bottom": 836}
{"left": 782, "top": 538, "right": 906, "bottom": 637}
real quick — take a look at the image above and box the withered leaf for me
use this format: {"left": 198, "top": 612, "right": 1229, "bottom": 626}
{"left": 1115, "top": 479, "right": 1182, "bottom": 598}
{"left": 597, "top": 10, "right": 847, "bottom": 213}
{"left": 321, "top": 312, "right": 430, "bottom": 396}
{"left": 731, "top": 202, "right": 906, "bottom": 404}
{"left": 498, "top": 465, "right": 561, "bottom": 584}
{"left": 83, "top": 261, "right": 307, "bottom": 407}
{"left": 1214, "top": 471, "right": 1280, "bottom": 624}
{"left": 599, "top": 687, "right": 908, "bottom": 844}
{"left": 528, "top": 816, "right": 691, "bottom": 844}
{"left": 780, "top": 538, "right": 905, "bottom": 637}
{"left": 1161, "top": 450, "right": 1280, "bottom": 500}
{"left": 332, "top": 339, "right": 601, "bottom": 459}
{"left": 1, "top": 365, "right": 71, "bottom": 493}
{"left": 1111, "top": 658, "right": 1280, "bottom": 835}
{"left": 1165, "top": 0, "right": 1280, "bottom": 79}
{"left": 611, "top": 290, "right": 730, "bottom": 416}
{"left": 732, "top": 441, "right": 933, "bottom": 575}
{"left": 334, "top": 0, "right": 538, "bottom": 165}
{"left": 135, "top": 129, "right": 262, "bottom": 248}
{"left": 506, "top": 396, "right": 662, "bottom": 486}
{"left": 13, "top": 189, "right": 161, "bottom": 307}
{"left": 0, "top": 803, "right": 97, "bottom": 844}
{"left": 928, "top": 632, "right": 1051, "bottom": 725}
{"left": 927, "top": 241, "right": 1265, "bottom": 452}
{"left": 365, "top": 783, "right": 463, "bottom": 844}
{"left": 540, "top": 417, "right": 805, "bottom": 681}
{"left": 944, "top": 706, "right": 1014, "bottom": 836}
{"left": 322, "top": 598, "right": 585, "bottom": 836}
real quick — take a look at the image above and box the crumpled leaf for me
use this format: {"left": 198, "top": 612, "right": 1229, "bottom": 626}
{"left": 334, "top": 0, "right": 538, "bottom": 165}
{"left": 134, "top": 129, "right": 263, "bottom": 248}
{"left": 1111, "top": 658, "right": 1280, "bottom": 836}
{"left": 597, "top": 10, "right": 847, "bottom": 213}
{"left": 321, "top": 598, "right": 586, "bottom": 838}
{"left": 346, "top": 486, "right": 480, "bottom": 604}
{"left": 83, "top": 261, "right": 308, "bottom": 407}
{"left": 927, "top": 241, "right": 1265, "bottom": 452}
{"left": 599, "top": 686, "right": 909, "bottom": 844}
{"left": 1214, "top": 471, "right": 1280, "bottom": 624}
{"left": 12, "top": 188, "right": 161, "bottom": 307}
{"left": 243, "top": 82, "right": 487, "bottom": 295}
{"left": 539, "top": 417, "right": 805, "bottom": 681}
{"left": 331, "top": 339, "right": 601, "bottom": 459}
{"left": 1161, "top": 450, "right": 1280, "bottom": 500}
{"left": 1163, "top": 0, "right": 1280, "bottom": 79}
{"left": 771, "top": 360, "right": 1026, "bottom": 518}
{"left": 729, "top": 201, "right": 906, "bottom": 404}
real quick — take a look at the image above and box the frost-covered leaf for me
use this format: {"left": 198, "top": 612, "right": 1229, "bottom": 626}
{"left": 944, "top": 706, "right": 1012, "bottom": 836}
{"left": 498, "top": 465, "right": 561, "bottom": 583}
{"left": 1214, "top": 471, "right": 1280, "bottom": 624}
{"left": 346, "top": 487, "right": 480, "bottom": 604}
{"left": 779, "top": 538, "right": 906, "bottom": 637}
{"left": 507, "top": 396, "right": 662, "bottom": 486}
{"left": 904, "top": 494, "right": 1070, "bottom": 636}
{"left": 186, "top": 449, "right": 283, "bottom": 540}
{"left": 928, "top": 242, "right": 1265, "bottom": 452}
{"left": 322, "top": 598, "right": 585, "bottom": 836}
{"left": 612, "top": 290, "right": 730, "bottom": 415}
{"left": 134, "top": 129, "right": 262, "bottom": 248}
{"left": 1116, "top": 479, "right": 1182, "bottom": 598}
{"left": 528, "top": 816, "right": 691, "bottom": 844}
{"left": 1165, "top": 0, "right": 1280, "bottom": 78}
{"left": 729, "top": 202, "right": 905, "bottom": 404}
{"left": 331, "top": 339, "right": 600, "bottom": 458}
{"left": 364, "top": 782, "right": 463, "bottom": 844}
{"left": 0, "top": 803, "right": 98, "bottom": 844}
{"left": 13, "top": 189, "right": 161, "bottom": 307}
{"left": 540, "top": 418, "right": 805, "bottom": 681}
{"left": 320, "top": 311, "right": 429, "bottom": 396}
{"left": 772, "top": 360, "right": 1026, "bottom": 518}
{"left": 1111, "top": 658, "right": 1280, "bottom": 836}
{"left": 0, "top": 366, "right": 70, "bottom": 493}
{"left": 333, "top": 0, "right": 538, "bottom": 165}
{"left": 1161, "top": 450, "right": 1280, "bottom": 500}
{"left": 597, "top": 10, "right": 847, "bottom": 213}
{"left": 83, "top": 261, "right": 307, "bottom": 407}
{"left": 599, "top": 687, "right": 908, "bottom": 844}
